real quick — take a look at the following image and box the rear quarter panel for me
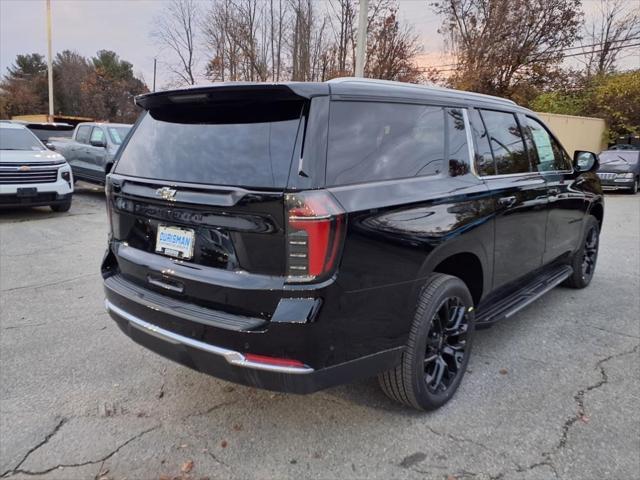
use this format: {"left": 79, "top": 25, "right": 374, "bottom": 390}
{"left": 322, "top": 173, "right": 494, "bottom": 362}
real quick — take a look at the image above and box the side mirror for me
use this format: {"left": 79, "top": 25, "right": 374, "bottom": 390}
{"left": 90, "top": 139, "right": 107, "bottom": 148}
{"left": 45, "top": 142, "right": 55, "bottom": 150}
{"left": 574, "top": 151, "right": 598, "bottom": 173}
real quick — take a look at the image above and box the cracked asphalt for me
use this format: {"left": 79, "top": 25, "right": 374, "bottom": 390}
{"left": 1, "top": 184, "right": 638, "bottom": 480}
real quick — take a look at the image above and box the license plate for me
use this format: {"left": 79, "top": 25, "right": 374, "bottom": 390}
{"left": 17, "top": 187, "right": 37, "bottom": 197}
{"left": 155, "top": 225, "right": 195, "bottom": 260}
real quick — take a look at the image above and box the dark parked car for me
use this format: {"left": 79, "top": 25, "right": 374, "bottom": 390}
{"left": 25, "top": 122, "right": 75, "bottom": 143}
{"left": 102, "top": 79, "right": 604, "bottom": 410}
{"left": 596, "top": 150, "right": 640, "bottom": 194}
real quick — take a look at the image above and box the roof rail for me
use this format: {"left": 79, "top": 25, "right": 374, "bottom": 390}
{"left": 327, "top": 77, "right": 517, "bottom": 105}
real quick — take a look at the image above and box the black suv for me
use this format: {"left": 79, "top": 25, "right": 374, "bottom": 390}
{"left": 102, "top": 79, "right": 604, "bottom": 410}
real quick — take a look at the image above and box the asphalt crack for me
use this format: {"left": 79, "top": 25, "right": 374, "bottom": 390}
{"left": 2, "top": 425, "right": 160, "bottom": 477}
{"left": 556, "top": 343, "right": 638, "bottom": 451}
{"left": 425, "top": 426, "right": 502, "bottom": 457}
{"left": 183, "top": 399, "right": 239, "bottom": 420}
{"left": 513, "top": 343, "right": 639, "bottom": 479}
{"left": 1, "top": 273, "right": 96, "bottom": 293}
{"left": 0, "top": 418, "right": 67, "bottom": 478}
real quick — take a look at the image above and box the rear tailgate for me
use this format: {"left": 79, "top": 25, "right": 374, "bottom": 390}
{"left": 106, "top": 85, "right": 312, "bottom": 320}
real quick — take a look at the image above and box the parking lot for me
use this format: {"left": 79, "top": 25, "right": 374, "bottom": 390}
{"left": 0, "top": 185, "right": 638, "bottom": 480}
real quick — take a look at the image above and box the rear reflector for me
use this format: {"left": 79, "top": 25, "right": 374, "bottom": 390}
{"left": 244, "top": 353, "right": 307, "bottom": 369}
{"left": 285, "top": 191, "right": 345, "bottom": 283}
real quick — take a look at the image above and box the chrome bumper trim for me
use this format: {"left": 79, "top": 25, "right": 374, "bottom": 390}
{"left": 105, "top": 300, "right": 313, "bottom": 374}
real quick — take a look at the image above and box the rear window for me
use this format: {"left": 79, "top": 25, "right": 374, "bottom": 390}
{"left": 76, "top": 126, "right": 91, "bottom": 144}
{"left": 27, "top": 126, "right": 74, "bottom": 142}
{"left": 327, "top": 102, "right": 469, "bottom": 186}
{"left": 108, "top": 126, "right": 130, "bottom": 145}
{"left": 115, "top": 102, "right": 303, "bottom": 188}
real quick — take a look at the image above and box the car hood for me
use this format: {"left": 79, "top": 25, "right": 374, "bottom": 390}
{"left": 0, "top": 150, "right": 66, "bottom": 164}
{"left": 598, "top": 152, "right": 639, "bottom": 173}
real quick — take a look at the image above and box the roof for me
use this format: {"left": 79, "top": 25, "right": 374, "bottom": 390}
{"left": 136, "top": 77, "right": 520, "bottom": 110}
{"left": 76, "top": 122, "right": 132, "bottom": 128}
{"left": 327, "top": 78, "right": 518, "bottom": 108}
{"left": 0, "top": 122, "right": 28, "bottom": 130}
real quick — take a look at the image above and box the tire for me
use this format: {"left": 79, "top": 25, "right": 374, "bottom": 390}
{"left": 629, "top": 177, "right": 639, "bottom": 194}
{"left": 378, "top": 273, "right": 475, "bottom": 411}
{"left": 563, "top": 216, "right": 599, "bottom": 289}
{"left": 50, "top": 200, "right": 71, "bottom": 212}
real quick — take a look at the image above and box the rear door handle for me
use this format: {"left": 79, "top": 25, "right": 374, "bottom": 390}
{"left": 498, "top": 196, "right": 517, "bottom": 207}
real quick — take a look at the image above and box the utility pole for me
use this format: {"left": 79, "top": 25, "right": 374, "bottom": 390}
{"left": 45, "top": 0, "right": 54, "bottom": 121}
{"left": 354, "top": 0, "right": 368, "bottom": 77}
{"left": 153, "top": 58, "right": 157, "bottom": 92}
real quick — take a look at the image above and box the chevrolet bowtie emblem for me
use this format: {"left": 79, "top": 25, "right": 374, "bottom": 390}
{"left": 18, "top": 165, "right": 31, "bottom": 172}
{"left": 155, "top": 186, "right": 177, "bottom": 201}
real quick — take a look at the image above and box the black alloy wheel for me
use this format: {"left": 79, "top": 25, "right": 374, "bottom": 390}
{"left": 581, "top": 225, "right": 599, "bottom": 283}
{"left": 564, "top": 215, "right": 600, "bottom": 289}
{"left": 424, "top": 296, "right": 469, "bottom": 393}
{"left": 379, "top": 273, "right": 475, "bottom": 411}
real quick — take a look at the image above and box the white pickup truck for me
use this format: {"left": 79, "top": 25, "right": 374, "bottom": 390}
{"left": 0, "top": 123, "right": 73, "bottom": 211}
{"left": 50, "top": 122, "right": 131, "bottom": 185}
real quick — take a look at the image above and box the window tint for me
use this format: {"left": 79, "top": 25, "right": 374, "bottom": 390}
{"left": 469, "top": 109, "right": 496, "bottom": 176}
{"left": 115, "top": 105, "right": 301, "bottom": 188}
{"left": 523, "top": 117, "right": 572, "bottom": 171}
{"left": 480, "top": 110, "right": 530, "bottom": 175}
{"left": 90, "top": 127, "right": 105, "bottom": 144}
{"left": 76, "top": 126, "right": 91, "bottom": 144}
{"left": 327, "top": 102, "right": 447, "bottom": 185}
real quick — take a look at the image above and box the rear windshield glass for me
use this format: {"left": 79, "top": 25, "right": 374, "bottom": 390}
{"left": 28, "top": 127, "right": 74, "bottom": 142}
{"left": 115, "top": 102, "right": 303, "bottom": 188}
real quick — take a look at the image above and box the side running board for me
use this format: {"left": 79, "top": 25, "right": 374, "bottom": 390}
{"left": 475, "top": 265, "right": 573, "bottom": 326}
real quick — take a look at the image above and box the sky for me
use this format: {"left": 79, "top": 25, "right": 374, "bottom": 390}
{"left": 0, "top": 0, "right": 638, "bottom": 89}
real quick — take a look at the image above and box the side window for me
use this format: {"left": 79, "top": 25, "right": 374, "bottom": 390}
{"left": 327, "top": 102, "right": 446, "bottom": 185}
{"left": 75, "top": 126, "right": 91, "bottom": 144}
{"left": 90, "top": 127, "right": 105, "bottom": 144}
{"left": 480, "top": 110, "right": 530, "bottom": 175}
{"left": 523, "top": 117, "right": 572, "bottom": 172}
{"left": 468, "top": 109, "right": 496, "bottom": 176}
{"left": 446, "top": 108, "right": 471, "bottom": 176}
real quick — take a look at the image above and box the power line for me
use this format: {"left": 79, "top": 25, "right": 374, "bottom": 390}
{"left": 417, "top": 41, "right": 640, "bottom": 73}
{"left": 423, "top": 36, "right": 640, "bottom": 70}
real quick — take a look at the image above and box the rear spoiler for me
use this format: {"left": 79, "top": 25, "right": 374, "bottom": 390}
{"left": 135, "top": 83, "right": 329, "bottom": 110}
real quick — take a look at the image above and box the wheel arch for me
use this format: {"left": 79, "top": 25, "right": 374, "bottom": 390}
{"left": 589, "top": 201, "right": 604, "bottom": 230}
{"left": 415, "top": 241, "right": 491, "bottom": 308}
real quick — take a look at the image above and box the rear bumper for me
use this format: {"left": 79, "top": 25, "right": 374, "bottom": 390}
{"left": 105, "top": 298, "right": 402, "bottom": 394}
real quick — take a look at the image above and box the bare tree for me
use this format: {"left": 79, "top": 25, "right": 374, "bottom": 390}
{"left": 200, "top": 0, "right": 423, "bottom": 84}
{"left": 580, "top": 0, "right": 640, "bottom": 77}
{"left": 203, "top": 0, "right": 287, "bottom": 82}
{"left": 432, "top": 0, "right": 583, "bottom": 98}
{"left": 152, "top": 0, "right": 199, "bottom": 85}
{"left": 327, "top": 0, "right": 357, "bottom": 75}
{"left": 365, "top": 6, "right": 423, "bottom": 82}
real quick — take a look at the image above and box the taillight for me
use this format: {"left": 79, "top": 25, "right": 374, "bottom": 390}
{"left": 285, "top": 191, "right": 345, "bottom": 283}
